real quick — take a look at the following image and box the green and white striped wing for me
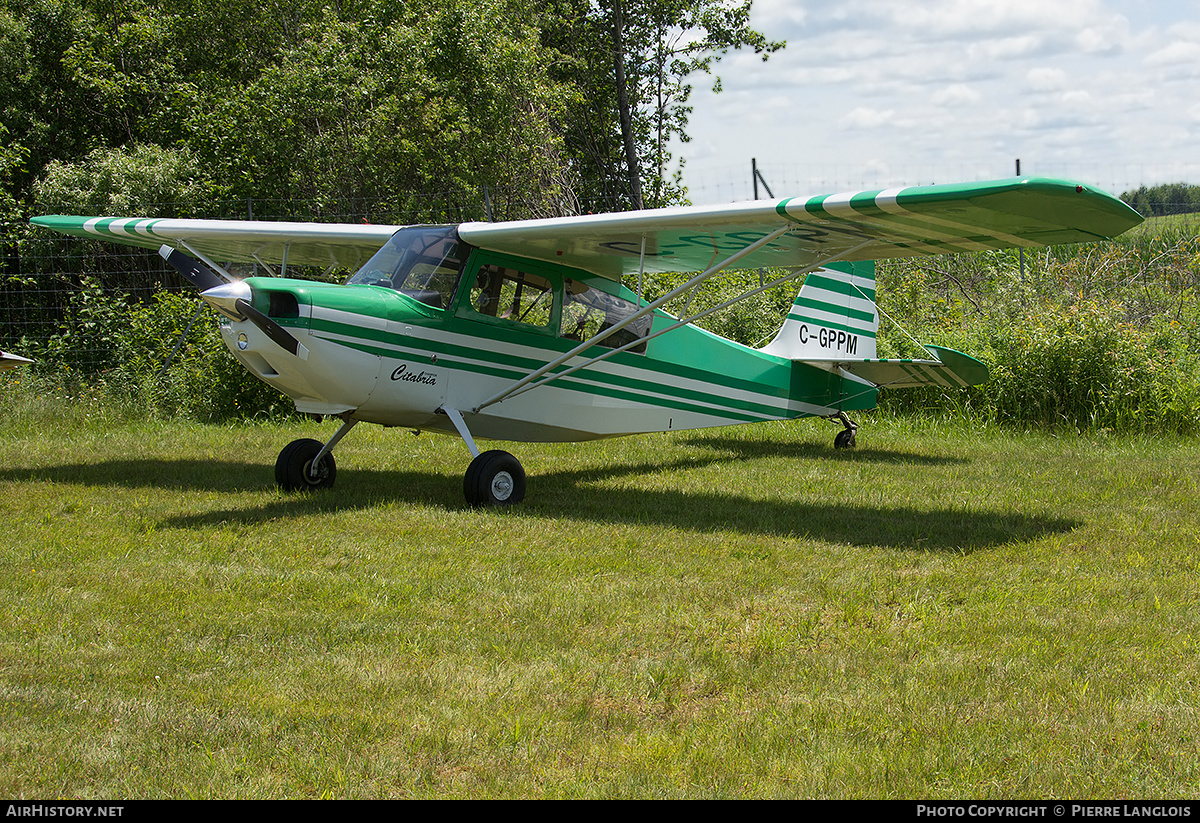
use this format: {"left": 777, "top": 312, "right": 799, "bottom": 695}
{"left": 34, "top": 177, "right": 1141, "bottom": 284}
{"left": 29, "top": 215, "right": 400, "bottom": 271}
{"left": 459, "top": 177, "right": 1143, "bottom": 280}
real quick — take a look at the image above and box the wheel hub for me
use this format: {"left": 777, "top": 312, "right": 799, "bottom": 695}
{"left": 490, "top": 471, "right": 514, "bottom": 501}
{"left": 305, "top": 458, "right": 329, "bottom": 484}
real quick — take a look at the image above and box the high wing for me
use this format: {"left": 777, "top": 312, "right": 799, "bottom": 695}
{"left": 31, "top": 177, "right": 1142, "bottom": 282}
{"left": 1, "top": 349, "right": 34, "bottom": 370}
{"left": 459, "top": 177, "right": 1143, "bottom": 281}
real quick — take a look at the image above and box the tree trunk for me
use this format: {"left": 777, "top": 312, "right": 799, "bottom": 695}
{"left": 612, "top": 0, "right": 644, "bottom": 210}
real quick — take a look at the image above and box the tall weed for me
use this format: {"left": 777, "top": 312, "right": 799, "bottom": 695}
{"left": 874, "top": 229, "right": 1200, "bottom": 434}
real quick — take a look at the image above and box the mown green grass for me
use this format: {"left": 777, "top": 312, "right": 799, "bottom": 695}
{"left": 1, "top": 393, "right": 1198, "bottom": 798}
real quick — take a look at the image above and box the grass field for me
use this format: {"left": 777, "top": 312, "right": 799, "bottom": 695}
{"left": 1, "top": 392, "right": 1198, "bottom": 798}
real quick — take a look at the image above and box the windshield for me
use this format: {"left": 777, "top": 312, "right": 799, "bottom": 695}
{"left": 346, "top": 225, "right": 467, "bottom": 309}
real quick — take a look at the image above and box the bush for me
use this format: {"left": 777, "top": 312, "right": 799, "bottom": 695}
{"left": 23, "top": 285, "right": 296, "bottom": 422}
{"left": 979, "top": 303, "right": 1199, "bottom": 433}
{"left": 874, "top": 232, "right": 1200, "bottom": 435}
{"left": 110, "top": 291, "right": 297, "bottom": 421}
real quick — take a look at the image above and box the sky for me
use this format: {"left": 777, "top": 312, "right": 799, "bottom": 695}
{"left": 676, "top": 0, "right": 1200, "bottom": 203}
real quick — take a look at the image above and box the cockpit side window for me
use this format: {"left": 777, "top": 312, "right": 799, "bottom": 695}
{"left": 467, "top": 264, "right": 555, "bottom": 329}
{"left": 346, "top": 226, "right": 467, "bottom": 309}
{"left": 561, "top": 279, "right": 649, "bottom": 354}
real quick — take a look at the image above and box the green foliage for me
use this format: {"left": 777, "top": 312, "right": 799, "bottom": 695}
{"left": 34, "top": 144, "right": 215, "bottom": 215}
{"left": 187, "top": 0, "right": 574, "bottom": 218}
{"left": 1121, "top": 182, "right": 1200, "bottom": 217}
{"left": 108, "top": 291, "right": 296, "bottom": 421}
{"left": 640, "top": 267, "right": 797, "bottom": 346}
{"left": 6, "top": 0, "right": 774, "bottom": 217}
{"left": 24, "top": 278, "right": 131, "bottom": 373}
{"left": 983, "top": 305, "right": 1200, "bottom": 433}
{"left": 23, "top": 284, "right": 295, "bottom": 421}
{"left": 873, "top": 228, "right": 1200, "bottom": 434}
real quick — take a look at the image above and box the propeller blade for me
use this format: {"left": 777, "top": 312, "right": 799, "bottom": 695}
{"left": 158, "top": 245, "right": 225, "bottom": 291}
{"left": 160, "top": 246, "right": 309, "bottom": 360}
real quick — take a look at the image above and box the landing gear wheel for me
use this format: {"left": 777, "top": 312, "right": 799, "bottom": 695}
{"left": 832, "top": 411, "right": 858, "bottom": 449}
{"left": 276, "top": 438, "right": 337, "bottom": 491}
{"left": 834, "top": 428, "right": 857, "bottom": 449}
{"left": 463, "top": 450, "right": 525, "bottom": 508}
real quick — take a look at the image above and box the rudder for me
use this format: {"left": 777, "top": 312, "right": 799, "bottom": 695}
{"left": 759, "top": 260, "right": 878, "bottom": 361}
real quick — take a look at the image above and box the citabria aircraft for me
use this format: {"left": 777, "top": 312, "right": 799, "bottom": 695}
{"left": 32, "top": 177, "right": 1143, "bottom": 506}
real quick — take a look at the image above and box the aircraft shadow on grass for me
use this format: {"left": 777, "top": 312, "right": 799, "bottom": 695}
{"left": 3, "top": 449, "right": 1077, "bottom": 551}
{"left": 678, "top": 434, "right": 969, "bottom": 466}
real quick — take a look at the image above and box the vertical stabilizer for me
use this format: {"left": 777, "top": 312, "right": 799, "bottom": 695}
{"left": 759, "top": 260, "right": 878, "bottom": 361}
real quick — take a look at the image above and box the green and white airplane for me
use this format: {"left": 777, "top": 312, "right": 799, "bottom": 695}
{"left": 32, "top": 177, "right": 1142, "bottom": 506}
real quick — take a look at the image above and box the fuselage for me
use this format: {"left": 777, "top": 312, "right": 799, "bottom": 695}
{"left": 215, "top": 227, "right": 876, "bottom": 442}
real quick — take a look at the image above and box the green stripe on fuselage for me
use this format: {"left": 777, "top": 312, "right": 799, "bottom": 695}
{"left": 306, "top": 307, "right": 841, "bottom": 422}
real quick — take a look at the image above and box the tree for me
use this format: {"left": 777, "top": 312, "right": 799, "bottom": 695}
{"left": 7, "top": 0, "right": 576, "bottom": 221}
{"left": 544, "top": 0, "right": 783, "bottom": 211}
{"left": 3, "top": 0, "right": 780, "bottom": 217}
{"left": 1121, "top": 183, "right": 1200, "bottom": 217}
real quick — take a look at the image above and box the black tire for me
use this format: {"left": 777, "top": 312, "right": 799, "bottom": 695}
{"left": 276, "top": 438, "right": 337, "bottom": 491}
{"left": 463, "top": 450, "right": 525, "bottom": 507}
{"left": 834, "top": 428, "right": 856, "bottom": 449}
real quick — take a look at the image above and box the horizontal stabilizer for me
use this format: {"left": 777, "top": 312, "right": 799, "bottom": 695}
{"left": 0, "top": 350, "right": 34, "bottom": 370}
{"left": 838, "top": 346, "right": 989, "bottom": 389}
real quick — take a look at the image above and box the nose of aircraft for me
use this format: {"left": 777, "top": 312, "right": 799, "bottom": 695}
{"left": 199, "top": 280, "right": 252, "bottom": 321}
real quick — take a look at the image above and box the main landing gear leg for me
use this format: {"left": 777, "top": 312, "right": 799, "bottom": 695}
{"left": 831, "top": 411, "right": 858, "bottom": 449}
{"left": 440, "top": 407, "right": 526, "bottom": 508}
{"left": 276, "top": 416, "right": 358, "bottom": 491}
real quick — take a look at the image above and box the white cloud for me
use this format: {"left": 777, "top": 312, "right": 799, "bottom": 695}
{"left": 840, "top": 107, "right": 898, "bottom": 129}
{"left": 1146, "top": 40, "right": 1200, "bottom": 66}
{"left": 1076, "top": 16, "right": 1132, "bottom": 54}
{"left": 678, "top": 2, "right": 1200, "bottom": 199}
{"left": 931, "top": 84, "right": 983, "bottom": 106}
{"left": 1026, "top": 67, "right": 1069, "bottom": 91}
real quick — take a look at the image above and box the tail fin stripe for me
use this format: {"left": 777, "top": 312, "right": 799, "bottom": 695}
{"left": 759, "top": 260, "right": 881, "bottom": 361}
{"left": 790, "top": 297, "right": 877, "bottom": 326}
{"left": 804, "top": 272, "right": 877, "bottom": 302}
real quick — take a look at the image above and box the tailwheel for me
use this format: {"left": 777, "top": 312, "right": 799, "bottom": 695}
{"left": 464, "top": 450, "right": 526, "bottom": 508}
{"left": 832, "top": 411, "right": 858, "bottom": 449}
{"left": 276, "top": 438, "right": 337, "bottom": 491}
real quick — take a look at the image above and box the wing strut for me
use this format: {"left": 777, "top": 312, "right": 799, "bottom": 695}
{"left": 470, "top": 225, "right": 795, "bottom": 413}
{"left": 496, "top": 240, "right": 874, "bottom": 405}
